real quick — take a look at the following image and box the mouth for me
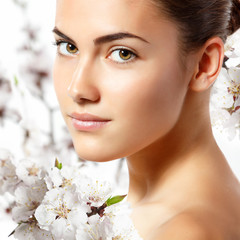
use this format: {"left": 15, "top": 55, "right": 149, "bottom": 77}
{"left": 68, "top": 112, "right": 111, "bottom": 132}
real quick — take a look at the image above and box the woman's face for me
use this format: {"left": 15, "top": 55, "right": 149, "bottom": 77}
{"left": 53, "top": 0, "right": 193, "bottom": 161}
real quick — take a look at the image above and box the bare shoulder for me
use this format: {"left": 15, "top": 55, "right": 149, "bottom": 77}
{"left": 148, "top": 211, "right": 222, "bottom": 240}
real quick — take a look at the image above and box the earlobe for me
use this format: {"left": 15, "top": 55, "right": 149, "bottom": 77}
{"left": 189, "top": 37, "right": 224, "bottom": 92}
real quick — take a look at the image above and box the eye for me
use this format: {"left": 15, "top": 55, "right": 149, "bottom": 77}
{"left": 108, "top": 48, "right": 136, "bottom": 63}
{"left": 55, "top": 41, "right": 79, "bottom": 56}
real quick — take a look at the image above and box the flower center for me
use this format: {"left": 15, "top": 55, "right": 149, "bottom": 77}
{"left": 228, "top": 81, "right": 240, "bottom": 99}
{"left": 89, "top": 196, "right": 103, "bottom": 202}
{"left": 55, "top": 203, "right": 71, "bottom": 219}
{"left": 30, "top": 201, "right": 39, "bottom": 210}
{"left": 113, "top": 236, "right": 123, "bottom": 240}
{"left": 27, "top": 165, "right": 39, "bottom": 176}
{"left": 61, "top": 178, "right": 72, "bottom": 188}
{"left": 0, "top": 160, "right": 6, "bottom": 167}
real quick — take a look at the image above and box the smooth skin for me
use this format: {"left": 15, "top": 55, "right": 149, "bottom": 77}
{"left": 53, "top": 0, "right": 240, "bottom": 239}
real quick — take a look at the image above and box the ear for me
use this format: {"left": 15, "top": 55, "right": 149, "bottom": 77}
{"left": 189, "top": 37, "right": 224, "bottom": 92}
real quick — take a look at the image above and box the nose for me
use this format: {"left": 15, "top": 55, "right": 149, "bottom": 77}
{"left": 67, "top": 60, "right": 100, "bottom": 103}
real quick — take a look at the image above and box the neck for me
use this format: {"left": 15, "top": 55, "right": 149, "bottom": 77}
{"left": 126, "top": 89, "right": 224, "bottom": 205}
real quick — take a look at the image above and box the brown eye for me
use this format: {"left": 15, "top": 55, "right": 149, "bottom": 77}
{"left": 109, "top": 48, "right": 136, "bottom": 63}
{"left": 66, "top": 43, "right": 78, "bottom": 54}
{"left": 119, "top": 49, "right": 132, "bottom": 60}
{"left": 56, "top": 41, "right": 79, "bottom": 56}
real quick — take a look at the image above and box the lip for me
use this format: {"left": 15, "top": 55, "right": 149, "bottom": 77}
{"left": 68, "top": 113, "right": 111, "bottom": 132}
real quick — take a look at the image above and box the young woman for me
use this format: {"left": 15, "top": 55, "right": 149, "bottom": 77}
{"left": 53, "top": 0, "right": 240, "bottom": 239}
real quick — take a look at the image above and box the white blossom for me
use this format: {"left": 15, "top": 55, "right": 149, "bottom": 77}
{"left": 76, "top": 215, "right": 108, "bottom": 240}
{"left": 211, "top": 68, "right": 240, "bottom": 109}
{"left": 0, "top": 149, "right": 20, "bottom": 194}
{"left": 45, "top": 165, "right": 81, "bottom": 191}
{"left": 76, "top": 201, "right": 143, "bottom": 240}
{"left": 15, "top": 158, "right": 44, "bottom": 186}
{"left": 211, "top": 67, "right": 240, "bottom": 139}
{"left": 1, "top": 153, "right": 142, "bottom": 240}
{"left": 35, "top": 188, "right": 88, "bottom": 240}
{"left": 228, "top": 67, "right": 240, "bottom": 105}
{"left": 13, "top": 221, "right": 53, "bottom": 240}
{"left": 225, "top": 29, "right": 240, "bottom": 59}
{"left": 0, "top": 78, "right": 12, "bottom": 109}
{"left": 103, "top": 202, "right": 143, "bottom": 240}
{"left": 12, "top": 180, "right": 47, "bottom": 223}
{"left": 76, "top": 176, "right": 112, "bottom": 207}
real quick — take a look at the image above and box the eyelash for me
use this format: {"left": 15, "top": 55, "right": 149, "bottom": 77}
{"left": 53, "top": 40, "right": 138, "bottom": 64}
{"left": 53, "top": 39, "right": 79, "bottom": 56}
{"left": 107, "top": 47, "right": 138, "bottom": 65}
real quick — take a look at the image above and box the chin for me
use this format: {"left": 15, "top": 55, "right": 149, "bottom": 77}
{"left": 73, "top": 145, "right": 120, "bottom": 163}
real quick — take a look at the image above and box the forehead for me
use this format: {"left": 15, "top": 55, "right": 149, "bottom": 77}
{"left": 56, "top": 0, "right": 156, "bottom": 23}
{"left": 55, "top": 0, "right": 173, "bottom": 39}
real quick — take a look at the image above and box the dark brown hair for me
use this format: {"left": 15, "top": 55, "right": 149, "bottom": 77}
{"left": 151, "top": 0, "right": 240, "bottom": 53}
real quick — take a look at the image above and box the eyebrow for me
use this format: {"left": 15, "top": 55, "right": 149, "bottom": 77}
{"left": 52, "top": 27, "right": 149, "bottom": 46}
{"left": 52, "top": 27, "right": 76, "bottom": 44}
{"left": 94, "top": 32, "right": 149, "bottom": 45}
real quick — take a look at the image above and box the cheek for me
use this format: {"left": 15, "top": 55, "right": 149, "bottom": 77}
{"left": 117, "top": 67, "right": 185, "bottom": 119}
{"left": 108, "top": 64, "right": 187, "bottom": 151}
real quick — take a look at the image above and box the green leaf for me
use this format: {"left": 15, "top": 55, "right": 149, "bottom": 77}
{"left": 55, "top": 158, "right": 62, "bottom": 170}
{"left": 14, "top": 75, "right": 19, "bottom": 86}
{"left": 106, "top": 194, "right": 127, "bottom": 207}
